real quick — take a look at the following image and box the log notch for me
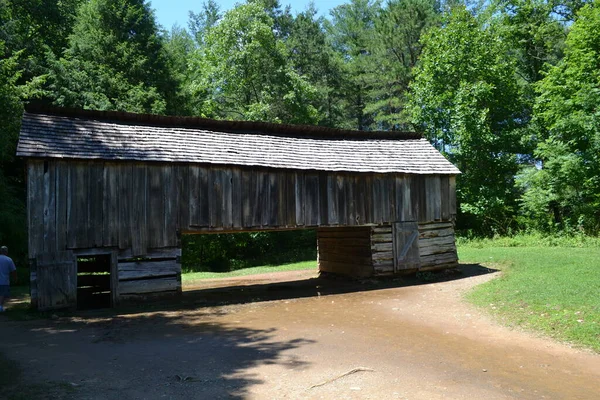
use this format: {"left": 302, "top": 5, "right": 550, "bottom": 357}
{"left": 317, "top": 227, "right": 373, "bottom": 278}
{"left": 418, "top": 222, "right": 458, "bottom": 270}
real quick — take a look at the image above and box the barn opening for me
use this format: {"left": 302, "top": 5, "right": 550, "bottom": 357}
{"left": 181, "top": 229, "right": 317, "bottom": 276}
{"left": 76, "top": 254, "right": 112, "bottom": 310}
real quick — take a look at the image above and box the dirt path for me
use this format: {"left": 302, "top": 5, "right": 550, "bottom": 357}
{"left": 1, "top": 266, "right": 599, "bottom": 399}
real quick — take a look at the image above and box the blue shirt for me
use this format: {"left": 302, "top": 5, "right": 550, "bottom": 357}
{"left": 0, "top": 255, "right": 16, "bottom": 285}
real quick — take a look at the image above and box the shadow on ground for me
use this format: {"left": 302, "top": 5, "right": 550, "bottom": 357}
{"left": 0, "top": 263, "right": 496, "bottom": 399}
{"left": 172, "top": 263, "right": 498, "bottom": 312}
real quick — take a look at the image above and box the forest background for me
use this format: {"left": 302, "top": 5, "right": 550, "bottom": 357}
{"left": 1, "top": 0, "right": 599, "bottom": 271}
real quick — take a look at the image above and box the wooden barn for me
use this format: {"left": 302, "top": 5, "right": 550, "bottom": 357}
{"left": 17, "top": 107, "right": 460, "bottom": 311}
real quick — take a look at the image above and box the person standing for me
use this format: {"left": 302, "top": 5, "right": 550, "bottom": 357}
{"left": 0, "top": 246, "right": 17, "bottom": 312}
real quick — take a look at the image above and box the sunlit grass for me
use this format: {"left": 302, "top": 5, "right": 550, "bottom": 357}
{"left": 459, "top": 244, "right": 600, "bottom": 352}
{"left": 182, "top": 260, "right": 317, "bottom": 284}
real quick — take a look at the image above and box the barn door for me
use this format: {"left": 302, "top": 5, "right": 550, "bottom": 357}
{"left": 33, "top": 251, "right": 77, "bottom": 311}
{"left": 393, "top": 222, "right": 421, "bottom": 272}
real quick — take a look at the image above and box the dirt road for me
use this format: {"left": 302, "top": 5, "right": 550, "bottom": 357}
{"left": 1, "top": 266, "right": 599, "bottom": 399}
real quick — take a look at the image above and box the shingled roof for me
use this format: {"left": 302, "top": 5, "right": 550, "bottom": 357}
{"left": 17, "top": 108, "right": 460, "bottom": 175}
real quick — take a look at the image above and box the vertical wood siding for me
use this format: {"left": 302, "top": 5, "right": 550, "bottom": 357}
{"left": 27, "top": 159, "right": 457, "bottom": 259}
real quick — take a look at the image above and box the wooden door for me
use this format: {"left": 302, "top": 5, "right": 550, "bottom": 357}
{"left": 33, "top": 251, "right": 77, "bottom": 311}
{"left": 393, "top": 222, "right": 421, "bottom": 272}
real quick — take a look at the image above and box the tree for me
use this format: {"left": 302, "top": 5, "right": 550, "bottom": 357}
{"left": 329, "top": 0, "right": 381, "bottom": 130}
{"left": 188, "top": 0, "right": 221, "bottom": 47}
{"left": 364, "top": 0, "right": 440, "bottom": 130}
{"left": 48, "top": 0, "right": 177, "bottom": 114}
{"left": 188, "top": 2, "right": 321, "bottom": 124}
{"left": 0, "top": 41, "right": 27, "bottom": 264}
{"left": 520, "top": 0, "right": 600, "bottom": 233}
{"left": 410, "top": 6, "right": 527, "bottom": 234}
{"left": 285, "top": 5, "right": 346, "bottom": 127}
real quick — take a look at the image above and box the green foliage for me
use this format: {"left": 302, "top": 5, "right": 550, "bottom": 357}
{"left": 364, "top": 0, "right": 440, "bottom": 130}
{"left": 410, "top": 6, "right": 527, "bottom": 234}
{"left": 187, "top": 1, "right": 321, "bottom": 124}
{"left": 182, "top": 230, "right": 317, "bottom": 272}
{"left": 461, "top": 245, "right": 600, "bottom": 352}
{"left": 328, "top": 0, "right": 381, "bottom": 130}
{"left": 48, "top": 0, "right": 176, "bottom": 114}
{"left": 520, "top": 0, "right": 600, "bottom": 233}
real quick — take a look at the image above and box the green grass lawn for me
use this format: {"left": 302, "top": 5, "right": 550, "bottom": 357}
{"left": 182, "top": 260, "right": 317, "bottom": 284}
{"left": 459, "top": 244, "right": 600, "bottom": 352}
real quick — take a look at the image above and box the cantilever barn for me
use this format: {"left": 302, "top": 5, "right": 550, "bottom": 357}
{"left": 17, "top": 107, "right": 460, "bottom": 311}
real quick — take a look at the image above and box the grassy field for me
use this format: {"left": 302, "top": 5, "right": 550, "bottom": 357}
{"left": 459, "top": 242, "right": 600, "bottom": 352}
{"left": 182, "top": 260, "right": 317, "bottom": 284}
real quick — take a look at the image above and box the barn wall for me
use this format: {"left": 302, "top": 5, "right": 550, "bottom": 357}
{"left": 27, "top": 159, "right": 457, "bottom": 304}
{"left": 27, "top": 159, "right": 457, "bottom": 260}
{"left": 317, "top": 227, "right": 373, "bottom": 277}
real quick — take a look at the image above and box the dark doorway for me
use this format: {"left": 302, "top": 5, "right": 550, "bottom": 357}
{"left": 77, "top": 254, "right": 112, "bottom": 309}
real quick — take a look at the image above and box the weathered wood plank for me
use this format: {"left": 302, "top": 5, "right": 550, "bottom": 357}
{"left": 28, "top": 161, "right": 45, "bottom": 258}
{"left": 276, "top": 171, "right": 286, "bottom": 226}
{"left": 419, "top": 228, "right": 454, "bottom": 239}
{"left": 147, "top": 165, "right": 164, "bottom": 248}
{"left": 175, "top": 164, "right": 190, "bottom": 237}
{"left": 363, "top": 175, "right": 374, "bottom": 224}
{"left": 209, "top": 167, "right": 223, "bottom": 228}
{"left": 55, "top": 161, "right": 68, "bottom": 254}
{"left": 268, "top": 171, "right": 279, "bottom": 226}
{"left": 440, "top": 175, "right": 450, "bottom": 221}
{"left": 67, "top": 163, "right": 89, "bottom": 249}
{"left": 419, "top": 245, "right": 457, "bottom": 257}
{"left": 285, "top": 172, "right": 295, "bottom": 227}
{"left": 241, "top": 168, "right": 253, "bottom": 227}
{"left": 371, "top": 233, "right": 393, "bottom": 243}
{"left": 189, "top": 166, "right": 209, "bottom": 227}
{"left": 372, "top": 226, "right": 392, "bottom": 234}
{"left": 305, "top": 173, "right": 320, "bottom": 226}
{"left": 420, "top": 252, "right": 458, "bottom": 266}
{"left": 164, "top": 165, "right": 178, "bottom": 247}
{"left": 118, "top": 260, "right": 181, "bottom": 280}
{"left": 231, "top": 168, "right": 242, "bottom": 228}
{"left": 372, "top": 242, "right": 393, "bottom": 252}
{"left": 355, "top": 175, "right": 366, "bottom": 225}
{"left": 118, "top": 277, "right": 179, "bottom": 295}
{"left": 449, "top": 176, "right": 457, "bottom": 218}
{"left": 102, "top": 163, "right": 119, "bottom": 247}
{"left": 118, "top": 163, "right": 133, "bottom": 250}
{"left": 335, "top": 175, "right": 345, "bottom": 225}
{"left": 319, "top": 172, "right": 329, "bottom": 225}
{"left": 254, "top": 170, "right": 265, "bottom": 227}
{"left": 372, "top": 251, "right": 393, "bottom": 261}
{"left": 372, "top": 175, "right": 383, "bottom": 224}
{"left": 294, "top": 172, "right": 305, "bottom": 226}
{"left": 130, "top": 164, "right": 148, "bottom": 256}
{"left": 222, "top": 167, "right": 233, "bottom": 228}
{"left": 43, "top": 161, "right": 56, "bottom": 253}
{"left": 419, "top": 222, "right": 454, "bottom": 231}
{"left": 89, "top": 162, "right": 104, "bottom": 247}
{"left": 345, "top": 175, "right": 356, "bottom": 226}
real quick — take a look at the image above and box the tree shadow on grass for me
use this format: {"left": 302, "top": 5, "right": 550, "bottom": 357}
{"left": 0, "top": 308, "right": 315, "bottom": 399}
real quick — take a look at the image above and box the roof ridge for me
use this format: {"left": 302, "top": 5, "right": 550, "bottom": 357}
{"left": 24, "top": 105, "right": 422, "bottom": 141}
